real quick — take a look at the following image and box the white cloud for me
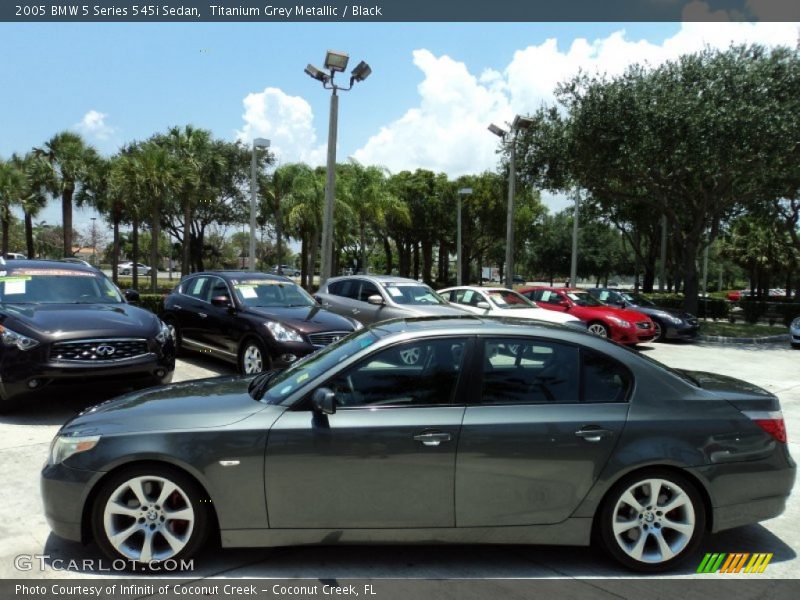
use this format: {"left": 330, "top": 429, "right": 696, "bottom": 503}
{"left": 74, "top": 110, "right": 115, "bottom": 141}
{"left": 236, "top": 87, "right": 326, "bottom": 165}
{"left": 353, "top": 20, "right": 798, "bottom": 209}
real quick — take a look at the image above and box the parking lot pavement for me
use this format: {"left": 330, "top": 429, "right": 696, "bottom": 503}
{"left": 0, "top": 342, "right": 797, "bottom": 580}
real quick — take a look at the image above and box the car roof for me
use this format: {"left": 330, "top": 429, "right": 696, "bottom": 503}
{"left": 440, "top": 286, "right": 517, "bottom": 294}
{"left": 197, "top": 271, "right": 293, "bottom": 283}
{"left": 0, "top": 259, "right": 98, "bottom": 274}
{"left": 326, "top": 274, "right": 425, "bottom": 284}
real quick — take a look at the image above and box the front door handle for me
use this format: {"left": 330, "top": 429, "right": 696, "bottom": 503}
{"left": 198, "top": 312, "right": 208, "bottom": 319}
{"left": 173, "top": 304, "right": 182, "bottom": 310}
{"left": 575, "top": 426, "right": 614, "bottom": 442}
{"left": 351, "top": 308, "right": 360, "bottom": 315}
{"left": 413, "top": 431, "right": 452, "bottom": 447}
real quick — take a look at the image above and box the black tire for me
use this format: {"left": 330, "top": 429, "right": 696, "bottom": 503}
{"left": 91, "top": 464, "right": 211, "bottom": 569}
{"left": 238, "top": 337, "right": 269, "bottom": 375}
{"left": 587, "top": 321, "right": 610, "bottom": 338}
{"left": 163, "top": 317, "right": 184, "bottom": 357}
{"left": 652, "top": 320, "right": 665, "bottom": 343}
{"left": 598, "top": 469, "right": 706, "bottom": 573}
{"left": 0, "top": 396, "right": 23, "bottom": 415}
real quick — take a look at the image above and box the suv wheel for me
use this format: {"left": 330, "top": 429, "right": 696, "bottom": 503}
{"left": 239, "top": 338, "right": 268, "bottom": 375}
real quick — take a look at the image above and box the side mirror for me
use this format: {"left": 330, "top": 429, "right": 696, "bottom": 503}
{"left": 211, "top": 295, "right": 231, "bottom": 308}
{"left": 124, "top": 289, "right": 140, "bottom": 303}
{"left": 367, "top": 294, "right": 385, "bottom": 306}
{"left": 312, "top": 388, "right": 336, "bottom": 415}
{"left": 559, "top": 300, "right": 570, "bottom": 308}
{"left": 476, "top": 301, "right": 491, "bottom": 310}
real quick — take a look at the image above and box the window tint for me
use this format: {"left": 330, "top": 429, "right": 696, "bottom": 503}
{"left": 582, "top": 350, "right": 631, "bottom": 403}
{"left": 327, "top": 280, "right": 346, "bottom": 296}
{"left": 481, "top": 338, "right": 580, "bottom": 404}
{"left": 453, "top": 289, "right": 483, "bottom": 307}
{"left": 358, "top": 281, "right": 381, "bottom": 302}
{"left": 206, "top": 277, "right": 230, "bottom": 302}
{"left": 183, "top": 276, "right": 209, "bottom": 300}
{"left": 326, "top": 338, "right": 467, "bottom": 408}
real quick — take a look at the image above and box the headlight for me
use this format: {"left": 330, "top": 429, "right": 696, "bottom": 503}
{"left": 155, "top": 320, "right": 171, "bottom": 344}
{"left": 664, "top": 314, "right": 683, "bottom": 325}
{"left": 48, "top": 434, "right": 100, "bottom": 465}
{"left": 606, "top": 316, "right": 631, "bottom": 328}
{"left": 265, "top": 321, "right": 304, "bottom": 342}
{"left": 0, "top": 325, "right": 40, "bottom": 351}
{"left": 792, "top": 317, "right": 800, "bottom": 329}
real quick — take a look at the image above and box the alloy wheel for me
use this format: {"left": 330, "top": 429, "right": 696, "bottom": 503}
{"left": 242, "top": 343, "right": 264, "bottom": 374}
{"left": 588, "top": 322, "right": 609, "bottom": 337}
{"left": 102, "top": 475, "right": 195, "bottom": 563}
{"left": 653, "top": 321, "right": 663, "bottom": 342}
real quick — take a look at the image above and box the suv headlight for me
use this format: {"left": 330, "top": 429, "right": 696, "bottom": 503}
{"left": 664, "top": 314, "right": 683, "bottom": 325}
{"left": 155, "top": 320, "right": 171, "bottom": 344}
{"left": 607, "top": 316, "right": 631, "bottom": 328}
{"left": 792, "top": 317, "right": 800, "bottom": 329}
{"left": 266, "top": 321, "right": 304, "bottom": 342}
{"left": 48, "top": 434, "right": 100, "bottom": 465}
{"left": 0, "top": 325, "right": 40, "bottom": 351}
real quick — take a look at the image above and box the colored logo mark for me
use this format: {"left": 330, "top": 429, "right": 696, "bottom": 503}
{"left": 697, "top": 553, "right": 773, "bottom": 574}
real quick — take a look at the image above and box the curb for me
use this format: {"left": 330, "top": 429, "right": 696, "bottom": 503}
{"left": 698, "top": 334, "right": 790, "bottom": 345}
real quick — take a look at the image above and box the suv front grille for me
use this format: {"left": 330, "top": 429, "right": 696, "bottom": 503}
{"left": 50, "top": 339, "right": 150, "bottom": 362}
{"left": 308, "top": 331, "right": 350, "bottom": 347}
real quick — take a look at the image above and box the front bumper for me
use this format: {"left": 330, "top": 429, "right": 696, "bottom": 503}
{"left": 41, "top": 462, "right": 104, "bottom": 542}
{"left": 0, "top": 343, "right": 174, "bottom": 403}
{"left": 665, "top": 321, "right": 700, "bottom": 340}
{"left": 791, "top": 329, "right": 800, "bottom": 346}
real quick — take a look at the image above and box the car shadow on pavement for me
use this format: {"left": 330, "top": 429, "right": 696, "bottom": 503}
{"left": 0, "top": 391, "right": 122, "bottom": 427}
{"left": 41, "top": 522, "right": 795, "bottom": 578}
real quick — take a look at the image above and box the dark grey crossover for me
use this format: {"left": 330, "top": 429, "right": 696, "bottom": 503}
{"left": 587, "top": 288, "right": 699, "bottom": 342}
{"left": 162, "top": 271, "right": 361, "bottom": 374}
{"left": 315, "top": 274, "right": 469, "bottom": 325}
{"left": 41, "top": 316, "right": 794, "bottom": 571}
{"left": 0, "top": 259, "right": 174, "bottom": 411}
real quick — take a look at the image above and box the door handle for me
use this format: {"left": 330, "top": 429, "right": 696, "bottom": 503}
{"left": 351, "top": 308, "right": 360, "bottom": 315}
{"left": 198, "top": 313, "right": 208, "bottom": 319}
{"left": 173, "top": 304, "right": 182, "bottom": 310}
{"left": 574, "top": 427, "right": 614, "bottom": 442}
{"left": 413, "top": 431, "right": 452, "bottom": 447}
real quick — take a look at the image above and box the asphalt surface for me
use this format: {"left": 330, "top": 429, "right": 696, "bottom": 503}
{"left": 0, "top": 341, "right": 797, "bottom": 580}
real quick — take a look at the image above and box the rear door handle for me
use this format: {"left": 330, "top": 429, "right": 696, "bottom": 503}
{"left": 413, "top": 431, "right": 452, "bottom": 446}
{"left": 575, "top": 426, "right": 614, "bottom": 442}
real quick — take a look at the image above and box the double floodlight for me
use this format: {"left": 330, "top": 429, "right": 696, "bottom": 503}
{"left": 488, "top": 123, "right": 507, "bottom": 138}
{"left": 512, "top": 115, "right": 534, "bottom": 130}
{"left": 306, "top": 51, "right": 372, "bottom": 88}
{"left": 304, "top": 64, "right": 330, "bottom": 83}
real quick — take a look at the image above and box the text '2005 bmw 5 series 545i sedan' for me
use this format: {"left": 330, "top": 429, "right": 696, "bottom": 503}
{"left": 41, "top": 316, "right": 794, "bottom": 572}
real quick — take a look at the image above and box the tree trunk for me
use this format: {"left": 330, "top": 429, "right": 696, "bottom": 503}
{"left": 1, "top": 213, "right": 8, "bottom": 255}
{"left": 62, "top": 185, "right": 74, "bottom": 258}
{"left": 437, "top": 241, "right": 447, "bottom": 284}
{"left": 24, "top": 212, "right": 35, "bottom": 258}
{"left": 275, "top": 199, "right": 283, "bottom": 273}
{"left": 680, "top": 239, "right": 701, "bottom": 314}
{"left": 383, "top": 236, "right": 393, "bottom": 274}
{"left": 131, "top": 215, "right": 140, "bottom": 290}
{"left": 181, "top": 199, "right": 191, "bottom": 277}
{"left": 421, "top": 240, "right": 433, "bottom": 284}
{"left": 150, "top": 199, "right": 160, "bottom": 293}
{"left": 112, "top": 208, "right": 120, "bottom": 285}
{"left": 300, "top": 234, "right": 308, "bottom": 289}
{"left": 196, "top": 227, "right": 206, "bottom": 272}
{"left": 359, "top": 220, "right": 367, "bottom": 274}
{"left": 309, "top": 229, "right": 320, "bottom": 291}
{"left": 413, "top": 242, "right": 420, "bottom": 281}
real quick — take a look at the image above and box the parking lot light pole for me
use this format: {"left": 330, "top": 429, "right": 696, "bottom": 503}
{"left": 305, "top": 51, "right": 371, "bottom": 287}
{"left": 489, "top": 115, "right": 533, "bottom": 288}
{"left": 250, "top": 137, "right": 270, "bottom": 272}
{"left": 457, "top": 188, "right": 472, "bottom": 285}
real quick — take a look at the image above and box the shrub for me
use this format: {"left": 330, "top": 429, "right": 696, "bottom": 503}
{"left": 133, "top": 294, "right": 165, "bottom": 316}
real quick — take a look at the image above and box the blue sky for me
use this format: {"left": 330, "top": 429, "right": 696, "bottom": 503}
{"left": 1, "top": 20, "right": 796, "bottom": 235}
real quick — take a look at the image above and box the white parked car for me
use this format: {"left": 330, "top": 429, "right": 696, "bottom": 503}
{"left": 438, "top": 286, "right": 586, "bottom": 329}
{"left": 117, "top": 262, "right": 152, "bottom": 276}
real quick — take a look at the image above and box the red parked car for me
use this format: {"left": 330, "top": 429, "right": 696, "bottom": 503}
{"left": 518, "top": 286, "right": 656, "bottom": 344}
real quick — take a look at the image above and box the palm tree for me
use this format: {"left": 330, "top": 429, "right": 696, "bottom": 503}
{"left": 261, "top": 163, "right": 306, "bottom": 272}
{"left": 0, "top": 158, "right": 27, "bottom": 255}
{"left": 284, "top": 166, "right": 325, "bottom": 288}
{"left": 34, "top": 132, "right": 99, "bottom": 257}
{"left": 16, "top": 153, "right": 53, "bottom": 258}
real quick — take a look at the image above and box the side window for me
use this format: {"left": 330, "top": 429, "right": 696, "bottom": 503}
{"left": 327, "top": 280, "right": 346, "bottom": 296}
{"left": 582, "top": 350, "right": 631, "bottom": 403}
{"left": 544, "top": 292, "right": 564, "bottom": 305}
{"left": 597, "top": 291, "right": 610, "bottom": 302}
{"left": 205, "top": 277, "right": 230, "bottom": 302}
{"left": 183, "top": 276, "right": 209, "bottom": 300}
{"left": 326, "top": 338, "right": 467, "bottom": 408}
{"left": 358, "top": 281, "right": 381, "bottom": 303}
{"left": 481, "top": 338, "right": 579, "bottom": 405}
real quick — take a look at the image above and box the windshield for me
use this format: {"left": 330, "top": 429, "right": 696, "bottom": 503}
{"left": 381, "top": 282, "right": 446, "bottom": 305}
{"left": 0, "top": 269, "right": 123, "bottom": 304}
{"left": 566, "top": 291, "right": 604, "bottom": 307}
{"left": 621, "top": 292, "right": 654, "bottom": 307}
{"left": 231, "top": 279, "right": 316, "bottom": 308}
{"left": 262, "top": 328, "right": 382, "bottom": 404}
{"left": 487, "top": 290, "right": 538, "bottom": 309}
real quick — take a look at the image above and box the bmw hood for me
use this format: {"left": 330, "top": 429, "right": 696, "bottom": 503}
{"left": 501, "top": 308, "right": 581, "bottom": 324}
{"left": 246, "top": 305, "right": 357, "bottom": 334}
{"left": 60, "top": 376, "right": 275, "bottom": 435}
{"left": 1, "top": 303, "right": 160, "bottom": 340}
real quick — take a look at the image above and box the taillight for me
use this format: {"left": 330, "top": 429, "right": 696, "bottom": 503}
{"left": 743, "top": 410, "right": 787, "bottom": 443}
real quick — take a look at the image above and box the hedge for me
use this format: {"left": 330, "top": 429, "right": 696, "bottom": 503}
{"left": 738, "top": 299, "right": 800, "bottom": 325}
{"left": 115, "top": 278, "right": 177, "bottom": 295}
{"left": 132, "top": 294, "right": 165, "bottom": 316}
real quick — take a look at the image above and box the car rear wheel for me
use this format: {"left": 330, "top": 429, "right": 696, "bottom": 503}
{"left": 239, "top": 338, "right": 268, "bottom": 375}
{"left": 587, "top": 321, "right": 610, "bottom": 338}
{"left": 598, "top": 470, "right": 705, "bottom": 572}
{"left": 92, "top": 465, "right": 210, "bottom": 568}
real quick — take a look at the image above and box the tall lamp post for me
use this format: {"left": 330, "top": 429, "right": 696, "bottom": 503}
{"left": 456, "top": 188, "right": 472, "bottom": 286}
{"left": 305, "top": 51, "right": 371, "bottom": 286}
{"left": 250, "top": 137, "right": 270, "bottom": 272}
{"left": 489, "top": 115, "right": 533, "bottom": 288}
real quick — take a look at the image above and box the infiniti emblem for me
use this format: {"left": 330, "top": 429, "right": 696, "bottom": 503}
{"left": 95, "top": 344, "right": 116, "bottom": 357}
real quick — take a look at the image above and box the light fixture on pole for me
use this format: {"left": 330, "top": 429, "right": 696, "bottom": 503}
{"left": 457, "top": 188, "right": 472, "bottom": 286}
{"left": 250, "top": 137, "right": 270, "bottom": 271}
{"left": 489, "top": 115, "right": 533, "bottom": 288}
{"left": 305, "top": 50, "right": 371, "bottom": 287}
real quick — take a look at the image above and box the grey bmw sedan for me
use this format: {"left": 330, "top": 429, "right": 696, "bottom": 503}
{"left": 41, "top": 316, "right": 794, "bottom": 572}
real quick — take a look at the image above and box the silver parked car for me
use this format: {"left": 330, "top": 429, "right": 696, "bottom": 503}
{"left": 791, "top": 316, "right": 800, "bottom": 348}
{"left": 315, "top": 275, "right": 469, "bottom": 325}
{"left": 42, "top": 317, "right": 794, "bottom": 572}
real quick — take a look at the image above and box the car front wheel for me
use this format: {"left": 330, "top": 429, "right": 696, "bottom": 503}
{"left": 92, "top": 465, "right": 210, "bottom": 568}
{"left": 239, "top": 338, "right": 268, "bottom": 375}
{"left": 587, "top": 321, "right": 610, "bottom": 338}
{"left": 598, "top": 470, "right": 705, "bottom": 572}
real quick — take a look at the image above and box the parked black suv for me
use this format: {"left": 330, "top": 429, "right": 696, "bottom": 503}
{"left": 0, "top": 259, "right": 174, "bottom": 411}
{"left": 162, "top": 271, "right": 362, "bottom": 374}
